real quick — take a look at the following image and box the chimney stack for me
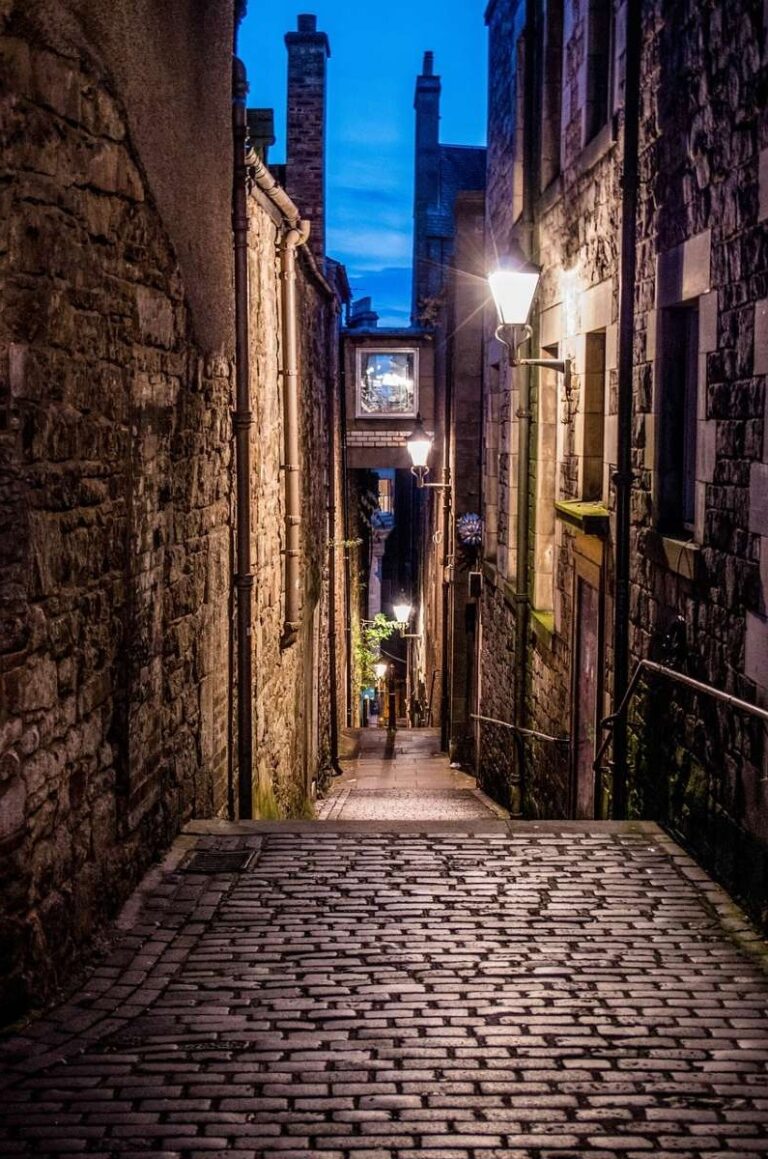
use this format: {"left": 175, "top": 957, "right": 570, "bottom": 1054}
{"left": 285, "top": 14, "right": 331, "bottom": 264}
{"left": 412, "top": 52, "right": 442, "bottom": 321}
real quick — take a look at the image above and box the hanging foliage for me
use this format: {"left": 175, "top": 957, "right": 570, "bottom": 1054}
{"left": 353, "top": 613, "right": 397, "bottom": 693}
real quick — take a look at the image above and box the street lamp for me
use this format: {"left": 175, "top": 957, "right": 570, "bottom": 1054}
{"left": 391, "top": 602, "right": 422, "bottom": 731}
{"left": 406, "top": 414, "right": 452, "bottom": 490}
{"left": 393, "top": 598, "right": 413, "bottom": 627}
{"left": 373, "top": 660, "right": 388, "bottom": 680}
{"left": 488, "top": 245, "right": 571, "bottom": 393}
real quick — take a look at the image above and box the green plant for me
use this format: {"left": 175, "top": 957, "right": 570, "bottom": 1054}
{"left": 354, "top": 613, "right": 397, "bottom": 693}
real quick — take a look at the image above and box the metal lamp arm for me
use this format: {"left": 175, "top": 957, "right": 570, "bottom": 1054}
{"left": 517, "top": 356, "right": 572, "bottom": 396}
{"left": 494, "top": 324, "right": 571, "bottom": 394}
{"left": 410, "top": 466, "right": 452, "bottom": 491}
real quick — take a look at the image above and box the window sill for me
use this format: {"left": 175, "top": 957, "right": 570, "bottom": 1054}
{"left": 643, "top": 531, "right": 703, "bottom": 580}
{"left": 537, "top": 173, "right": 564, "bottom": 215}
{"left": 573, "top": 116, "right": 617, "bottom": 180}
{"left": 554, "top": 500, "right": 610, "bottom": 537}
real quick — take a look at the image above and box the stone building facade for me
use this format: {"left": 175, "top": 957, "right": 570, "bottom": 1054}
{"left": 245, "top": 182, "right": 347, "bottom": 814}
{"left": 477, "top": 0, "right": 768, "bottom": 921}
{"left": 410, "top": 55, "right": 487, "bottom": 747}
{"left": 0, "top": 3, "right": 348, "bottom": 1018}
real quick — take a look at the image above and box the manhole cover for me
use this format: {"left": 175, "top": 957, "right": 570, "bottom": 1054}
{"left": 181, "top": 848, "right": 259, "bottom": 874}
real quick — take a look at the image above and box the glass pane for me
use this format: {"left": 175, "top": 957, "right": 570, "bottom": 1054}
{"left": 359, "top": 352, "right": 416, "bottom": 416}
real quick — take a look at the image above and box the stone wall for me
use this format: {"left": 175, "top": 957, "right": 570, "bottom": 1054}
{"left": 480, "top": 0, "right": 623, "bottom": 815}
{"left": 246, "top": 189, "right": 344, "bottom": 815}
{"left": 0, "top": 0, "right": 234, "bottom": 1019}
{"left": 446, "top": 194, "right": 485, "bottom": 760}
{"left": 479, "top": 0, "right": 768, "bottom": 921}
{"left": 627, "top": 0, "right": 768, "bottom": 921}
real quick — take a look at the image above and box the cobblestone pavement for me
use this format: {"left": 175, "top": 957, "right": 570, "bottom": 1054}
{"left": 317, "top": 728, "right": 505, "bottom": 822}
{"left": 1, "top": 821, "right": 768, "bottom": 1158}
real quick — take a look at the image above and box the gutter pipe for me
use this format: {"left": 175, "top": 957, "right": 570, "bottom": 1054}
{"left": 612, "top": 0, "right": 643, "bottom": 818}
{"left": 232, "top": 57, "right": 254, "bottom": 819}
{"left": 326, "top": 296, "right": 343, "bottom": 771}
{"left": 508, "top": 0, "right": 542, "bottom": 817}
{"left": 245, "top": 149, "right": 311, "bottom": 645}
{"left": 281, "top": 220, "right": 311, "bottom": 645}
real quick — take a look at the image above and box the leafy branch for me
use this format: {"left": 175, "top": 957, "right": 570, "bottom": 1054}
{"left": 353, "top": 613, "right": 397, "bottom": 692}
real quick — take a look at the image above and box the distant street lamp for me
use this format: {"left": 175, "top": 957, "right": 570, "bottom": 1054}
{"left": 406, "top": 414, "right": 452, "bottom": 490}
{"left": 391, "top": 601, "right": 422, "bottom": 731}
{"left": 488, "top": 246, "right": 571, "bottom": 393}
{"left": 393, "top": 598, "right": 413, "bottom": 627}
{"left": 374, "top": 660, "right": 388, "bottom": 680}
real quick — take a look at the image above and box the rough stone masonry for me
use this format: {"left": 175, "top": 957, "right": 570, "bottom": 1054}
{"left": 0, "top": 0, "right": 234, "bottom": 1020}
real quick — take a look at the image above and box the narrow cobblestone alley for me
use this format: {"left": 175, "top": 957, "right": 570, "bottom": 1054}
{"left": 317, "top": 729, "right": 507, "bottom": 822}
{"left": 2, "top": 789, "right": 768, "bottom": 1157}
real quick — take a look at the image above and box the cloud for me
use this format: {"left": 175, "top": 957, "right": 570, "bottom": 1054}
{"left": 348, "top": 266, "right": 413, "bottom": 327}
{"left": 329, "top": 226, "right": 412, "bottom": 266}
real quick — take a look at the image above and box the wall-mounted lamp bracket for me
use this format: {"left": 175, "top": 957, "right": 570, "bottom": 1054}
{"left": 495, "top": 324, "right": 572, "bottom": 397}
{"left": 517, "top": 356, "right": 572, "bottom": 398}
{"left": 410, "top": 465, "right": 452, "bottom": 491}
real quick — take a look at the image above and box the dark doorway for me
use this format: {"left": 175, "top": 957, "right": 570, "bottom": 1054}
{"left": 572, "top": 573, "right": 601, "bottom": 818}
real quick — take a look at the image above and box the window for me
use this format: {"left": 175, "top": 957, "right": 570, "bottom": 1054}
{"left": 377, "top": 473, "right": 393, "bottom": 515}
{"left": 483, "top": 363, "right": 501, "bottom": 564}
{"left": 511, "top": 32, "right": 527, "bottom": 222}
{"left": 540, "top": 0, "right": 564, "bottom": 189}
{"left": 658, "top": 304, "right": 699, "bottom": 535}
{"left": 582, "top": 331, "right": 606, "bottom": 501}
{"left": 585, "top": 0, "right": 613, "bottom": 144}
{"left": 533, "top": 346, "right": 560, "bottom": 611}
{"left": 355, "top": 349, "right": 418, "bottom": 418}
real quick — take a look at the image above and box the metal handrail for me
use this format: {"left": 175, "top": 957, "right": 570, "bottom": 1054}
{"left": 593, "top": 658, "right": 768, "bottom": 777}
{"left": 471, "top": 713, "right": 569, "bottom": 821}
{"left": 471, "top": 714, "right": 569, "bottom": 745}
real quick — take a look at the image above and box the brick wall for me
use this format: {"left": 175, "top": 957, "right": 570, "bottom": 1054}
{"left": 285, "top": 15, "right": 329, "bottom": 266}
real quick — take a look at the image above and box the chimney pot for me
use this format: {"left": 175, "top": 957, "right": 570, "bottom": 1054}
{"left": 298, "top": 14, "right": 317, "bottom": 32}
{"left": 423, "top": 51, "right": 434, "bottom": 76}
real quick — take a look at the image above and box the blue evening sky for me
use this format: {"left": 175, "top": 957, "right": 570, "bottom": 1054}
{"left": 238, "top": 3, "right": 488, "bottom": 326}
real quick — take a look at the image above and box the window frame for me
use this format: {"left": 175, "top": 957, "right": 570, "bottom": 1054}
{"left": 657, "top": 302, "right": 700, "bottom": 538}
{"left": 354, "top": 347, "right": 420, "bottom": 420}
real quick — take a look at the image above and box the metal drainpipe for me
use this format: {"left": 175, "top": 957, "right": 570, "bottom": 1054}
{"left": 326, "top": 297, "right": 342, "bottom": 771}
{"left": 611, "top": 0, "right": 643, "bottom": 818}
{"left": 509, "top": 0, "right": 541, "bottom": 818}
{"left": 439, "top": 300, "right": 454, "bottom": 753}
{"left": 232, "top": 57, "right": 254, "bottom": 819}
{"left": 281, "top": 220, "right": 311, "bottom": 646}
{"left": 338, "top": 346, "right": 353, "bottom": 728}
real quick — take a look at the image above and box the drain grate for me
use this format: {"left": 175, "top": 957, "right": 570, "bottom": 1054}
{"left": 181, "top": 848, "right": 259, "bottom": 874}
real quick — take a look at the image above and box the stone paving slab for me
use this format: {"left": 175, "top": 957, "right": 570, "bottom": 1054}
{"left": 318, "top": 728, "right": 506, "bottom": 823}
{"left": 317, "top": 788, "right": 505, "bottom": 822}
{"left": 1, "top": 823, "right": 768, "bottom": 1158}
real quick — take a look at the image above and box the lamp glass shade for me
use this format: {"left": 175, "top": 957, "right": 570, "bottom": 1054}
{"left": 393, "top": 601, "right": 412, "bottom": 625}
{"left": 373, "top": 661, "right": 388, "bottom": 679}
{"left": 488, "top": 268, "right": 540, "bottom": 327}
{"left": 406, "top": 414, "right": 433, "bottom": 469}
